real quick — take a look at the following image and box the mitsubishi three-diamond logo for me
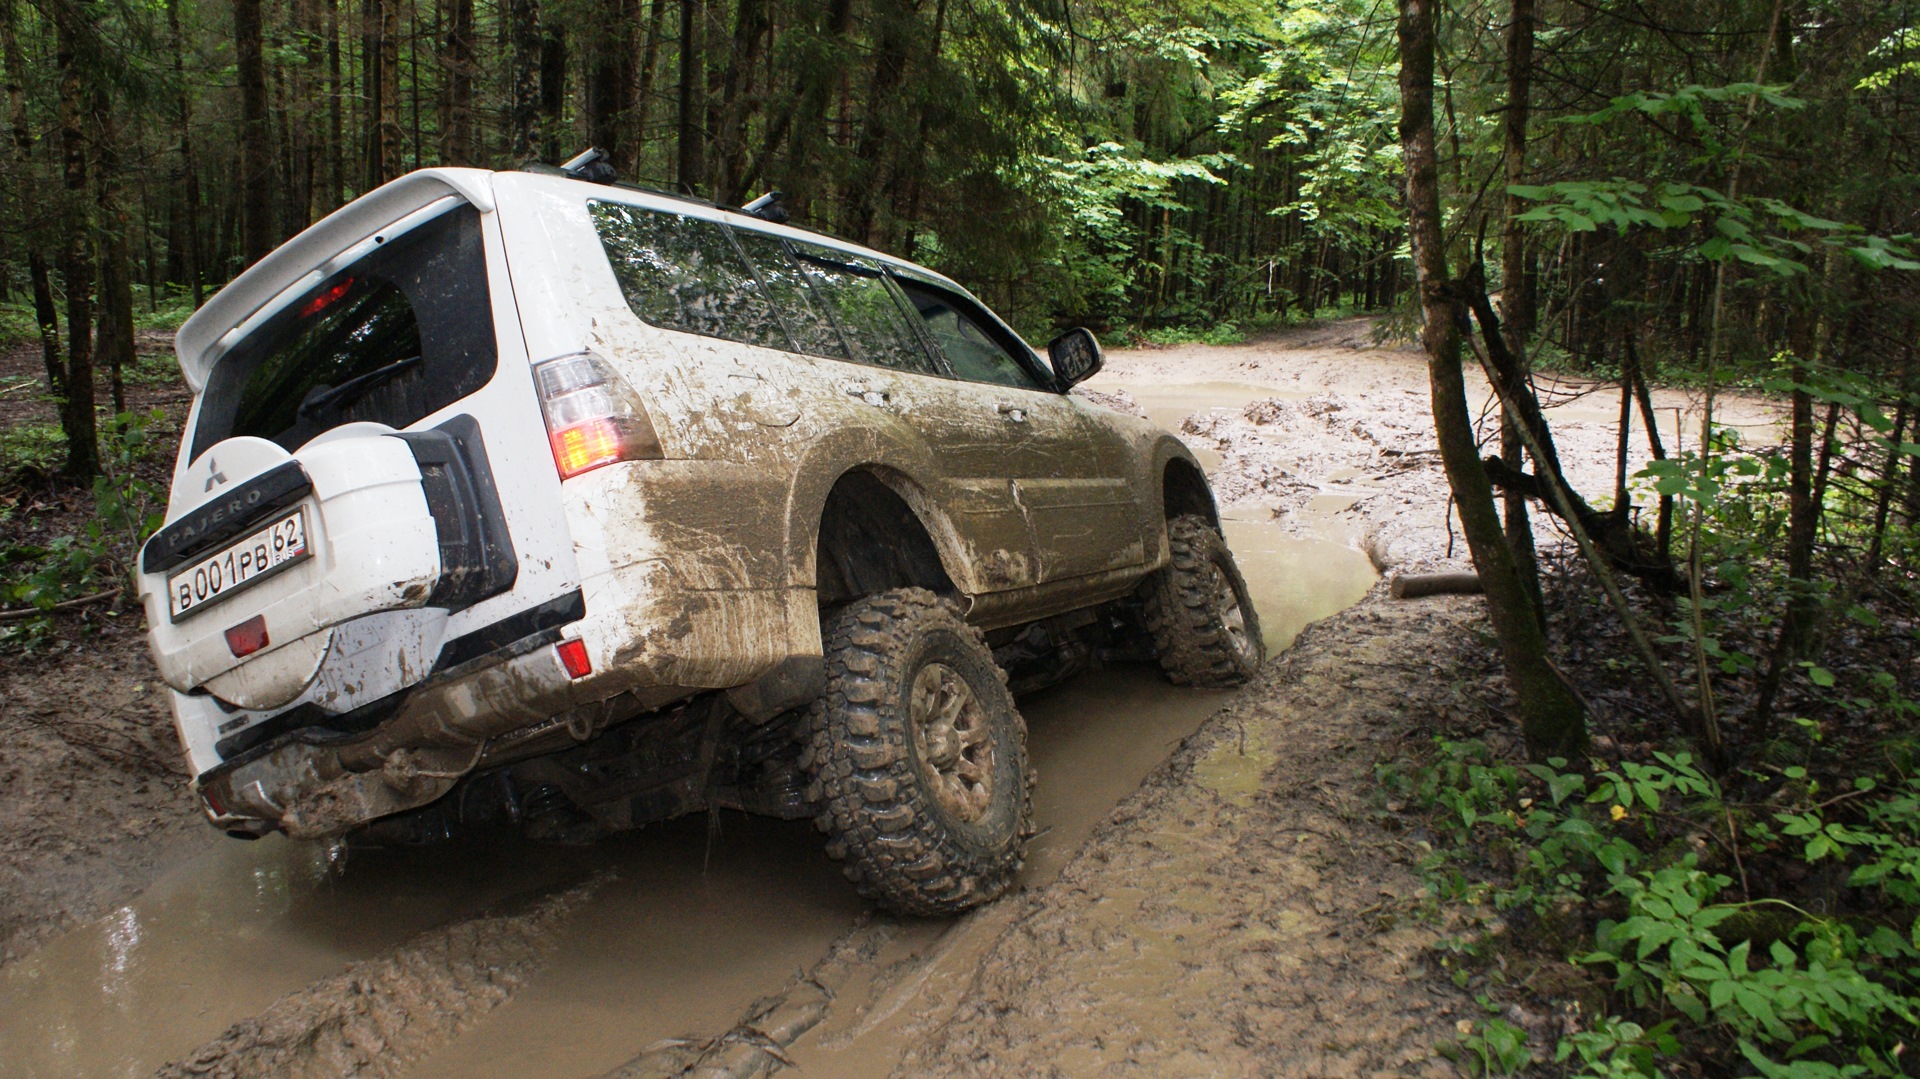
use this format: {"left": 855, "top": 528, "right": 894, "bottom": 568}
{"left": 204, "top": 457, "right": 228, "bottom": 492}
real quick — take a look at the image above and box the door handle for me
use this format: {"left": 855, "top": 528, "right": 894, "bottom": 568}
{"left": 842, "top": 383, "right": 892, "bottom": 407}
{"left": 996, "top": 402, "right": 1028, "bottom": 423}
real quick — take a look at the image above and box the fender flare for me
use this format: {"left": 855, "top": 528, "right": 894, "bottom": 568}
{"left": 782, "top": 425, "right": 982, "bottom": 596}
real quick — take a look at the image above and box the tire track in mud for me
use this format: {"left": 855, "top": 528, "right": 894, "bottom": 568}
{"left": 601, "top": 594, "right": 1489, "bottom": 1078}
{"left": 890, "top": 592, "right": 1484, "bottom": 1077}
{"left": 155, "top": 880, "right": 598, "bottom": 1079}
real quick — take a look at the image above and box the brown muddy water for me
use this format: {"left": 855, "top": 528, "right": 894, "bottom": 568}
{"left": 0, "top": 388, "right": 1379, "bottom": 1079}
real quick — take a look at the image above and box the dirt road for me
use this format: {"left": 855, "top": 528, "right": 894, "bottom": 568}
{"left": 0, "top": 321, "right": 1778, "bottom": 1077}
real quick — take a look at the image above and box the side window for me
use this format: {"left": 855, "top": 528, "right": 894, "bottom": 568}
{"left": 787, "top": 242, "right": 936, "bottom": 377}
{"left": 193, "top": 203, "right": 496, "bottom": 459}
{"left": 589, "top": 200, "right": 793, "bottom": 352}
{"left": 730, "top": 229, "right": 851, "bottom": 361}
{"left": 896, "top": 281, "right": 1045, "bottom": 391}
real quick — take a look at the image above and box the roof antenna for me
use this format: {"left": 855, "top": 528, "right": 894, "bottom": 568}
{"left": 560, "top": 147, "right": 618, "bottom": 185}
{"left": 742, "top": 190, "right": 789, "bottom": 224}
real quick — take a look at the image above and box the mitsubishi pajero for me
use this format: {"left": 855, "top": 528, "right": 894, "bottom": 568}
{"left": 137, "top": 156, "right": 1263, "bottom": 914}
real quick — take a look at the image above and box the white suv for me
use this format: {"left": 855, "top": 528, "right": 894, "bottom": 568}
{"left": 137, "top": 161, "right": 1262, "bottom": 914}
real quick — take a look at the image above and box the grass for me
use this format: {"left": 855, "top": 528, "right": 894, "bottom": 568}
{"left": 0, "top": 421, "right": 65, "bottom": 477}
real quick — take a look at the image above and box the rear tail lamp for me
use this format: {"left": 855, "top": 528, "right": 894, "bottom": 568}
{"left": 534, "top": 353, "right": 663, "bottom": 479}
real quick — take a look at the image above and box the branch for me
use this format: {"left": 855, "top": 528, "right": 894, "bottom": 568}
{"left": 0, "top": 587, "right": 123, "bottom": 622}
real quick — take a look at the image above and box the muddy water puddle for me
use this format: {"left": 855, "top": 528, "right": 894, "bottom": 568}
{"left": 1105, "top": 380, "right": 1304, "bottom": 471}
{"left": 0, "top": 831, "right": 602, "bottom": 1076}
{"left": 2, "top": 381, "right": 1380, "bottom": 1079}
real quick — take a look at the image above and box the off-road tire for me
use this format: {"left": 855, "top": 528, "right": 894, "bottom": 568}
{"left": 801, "top": 588, "right": 1033, "bottom": 916}
{"left": 1142, "top": 514, "right": 1265, "bottom": 687}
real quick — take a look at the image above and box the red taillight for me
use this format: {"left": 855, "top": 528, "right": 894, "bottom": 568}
{"left": 534, "top": 353, "right": 662, "bottom": 480}
{"left": 556, "top": 638, "right": 592, "bottom": 679}
{"left": 225, "top": 615, "right": 270, "bottom": 657}
{"left": 201, "top": 786, "right": 227, "bottom": 816}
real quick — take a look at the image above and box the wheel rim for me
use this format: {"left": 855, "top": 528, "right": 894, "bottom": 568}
{"left": 909, "top": 661, "right": 995, "bottom": 823}
{"left": 1210, "top": 561, "right": 1255, "bottom": 661}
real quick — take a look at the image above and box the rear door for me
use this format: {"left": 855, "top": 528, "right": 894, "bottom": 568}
{"left": 892, "top": 277, "right": 1144, "bottom": 582}
{"left": 145, "top": 189, "right": 576, "bottom": 718}
{"left": 757, "top": 238, "right": 1044, "bottom": 593}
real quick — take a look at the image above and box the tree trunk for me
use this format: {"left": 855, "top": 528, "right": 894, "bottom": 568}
{"left": 53, "top": 6, "right": 97, "bottom": 479}
{"left": 94, "top": 82, "right": 133, "bottom": 416}
{"left": 539, "top": 18, "right": 567, "bottom": 162}
{"left": 364, "top": 0, "right": 400, "bottom": 185}
{"left": 507, "top": 0, "right": 542, "bottom": 160}
{"left": 441, "top": 0, "right": 476, "bottom": 164}
{"left": 713, "top": 0, "right": 767, "bottom": 203}
{"left": 326, "top": 0, "right": 344, "bottom": 204}
{"left": 1626, "top": 336, "right": 1673, "bottom": 561}
{"left": 2, "top": 0, "right": 61, "bottom": 392}
{"left": 584, "top": 0, "right": 636, "bottom": 169}
{"left": 1398, "top": 0, "right": 1584, "bottom": 759}
{"left": 1499, "top": 0, "right": 1542, "bottom": 625}
{"left": 675, "top": 0, "right": 703, "bottom": 193}
{"left": 781, "top": 0, "right": 853, "bottom": 214}
{"left": 235, "top": 0, "right": 272, "bottom": 264}
{"left": 628, "top": 0, "right": 666, "bottom": 175}
{"left": 167, "top": 0, "right": 202, "bottom": 304}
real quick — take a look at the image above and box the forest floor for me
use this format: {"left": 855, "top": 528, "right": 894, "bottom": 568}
{"left": 0, "top": 319, "right": 1781, "bottom": 1076}
{"left": 0, "top": 330, "right": 211, "bottom": 969}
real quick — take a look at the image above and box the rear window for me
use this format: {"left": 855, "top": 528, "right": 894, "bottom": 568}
{"left": 192, "top": 204, "right": 497, "bottom": 460}
{"left": 590, "top": 200, "right": 796, "bottom": 353}
{"left": 589, "top": 200, "right": 944, "bottom": 378}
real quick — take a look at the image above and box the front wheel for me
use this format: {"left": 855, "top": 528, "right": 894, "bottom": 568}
{"left": 801, "top": 588, "right": 1032, "bottom": 916}
{"left": 1142, "top": 515, "right": 1265, "bottom": 687}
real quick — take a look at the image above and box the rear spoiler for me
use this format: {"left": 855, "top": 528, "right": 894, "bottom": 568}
{"left": 173, "top": 168, "right": 497, "bottom": 394}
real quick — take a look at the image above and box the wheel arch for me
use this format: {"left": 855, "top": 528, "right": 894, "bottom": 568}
{"left": 1157, "top": 442, "right": 1220, "bottom": 529}
{"left": 783, "top": 425, "right": 981, "bottom": 601}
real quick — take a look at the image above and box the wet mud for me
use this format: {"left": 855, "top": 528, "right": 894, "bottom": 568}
{"left": 6, "top": 321, "right": 1745, "bottom": 1076}
{"left": 0, "top": 523, "right": 1375, "bottom": 1079}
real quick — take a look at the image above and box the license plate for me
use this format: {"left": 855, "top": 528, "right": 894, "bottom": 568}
{"left": 167, "top": 509, "right": 309, "bottom": 622}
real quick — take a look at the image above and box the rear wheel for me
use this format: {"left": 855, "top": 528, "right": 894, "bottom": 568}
{"left": 801, "top": 588, "right": 1032, "bottom": 916}
{"left": 1142, "top": 514, "right": 1264, "bottom": 687}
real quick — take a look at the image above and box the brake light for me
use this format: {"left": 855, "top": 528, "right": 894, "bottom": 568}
{"left": 534, "top": 353, "right": 663, "bottom": 479}
{"left": 556, "top": 638, "right": 592, "bottom": 679}
{"left": 299, "top": 278, "right": 354, "bottom": 318}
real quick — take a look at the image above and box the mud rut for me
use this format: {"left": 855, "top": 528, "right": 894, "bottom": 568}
{"left": 10, "top": 339, "right": 1755, "bottom": 1077}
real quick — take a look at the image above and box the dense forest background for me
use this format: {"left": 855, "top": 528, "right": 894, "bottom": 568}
{"left": 3, "top": 0, "right": 1916, "bottom": 419}
{"left": 3, "top": 0, "right": 1916, "bottom": 366}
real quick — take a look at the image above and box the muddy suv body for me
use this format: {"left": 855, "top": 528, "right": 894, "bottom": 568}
{"left": 138, "top": 165, "right": 1259, "bottom": 913}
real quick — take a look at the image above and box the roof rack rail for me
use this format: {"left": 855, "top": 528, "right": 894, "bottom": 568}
{"left": 519, "top": 150, "right": 845, "bottom": 243}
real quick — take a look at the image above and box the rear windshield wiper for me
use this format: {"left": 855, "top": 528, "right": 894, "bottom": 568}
{"left": 297, "top": 356, "right": 422, "bottom": 419}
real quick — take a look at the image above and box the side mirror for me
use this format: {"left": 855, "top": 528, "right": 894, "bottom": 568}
{"left": 1046, "top": 327, "right": 1104, "bottom": 387}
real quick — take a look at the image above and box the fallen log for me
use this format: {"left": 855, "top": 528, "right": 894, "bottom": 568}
{"left": 1390, "top": 572, "right": 1483, "bottom": 599}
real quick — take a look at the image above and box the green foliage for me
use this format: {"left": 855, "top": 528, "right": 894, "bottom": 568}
{"left": 1, "top": 409, "right": 169, "bottom": 646}
{"left": 1555, "top": 1017, "right": 1682, "bottom": 1079}
{"left": 0, "top": 421, "right": 65, "bottom": 477}
{"left": 0, "top": 300, "right": 47, "bottom": 344}
{"left": 1455, "top": 1016, "right": 1532, "bottom": 1076}
{"left": 1393, "top": 737, "right": 1920, "bottom": 1077}
{"left": 1507, "top": 180, "right": 1920, "bottom": 278}
{"left": 133, "top": 296, "right": 196, "bottom": 334}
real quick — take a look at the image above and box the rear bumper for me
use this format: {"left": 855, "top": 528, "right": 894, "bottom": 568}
{"left": 190, "top": 582, "right": 821, "bottom": 839}
{"left": 196, "top": 630, "right": 579, "bottom": 837}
